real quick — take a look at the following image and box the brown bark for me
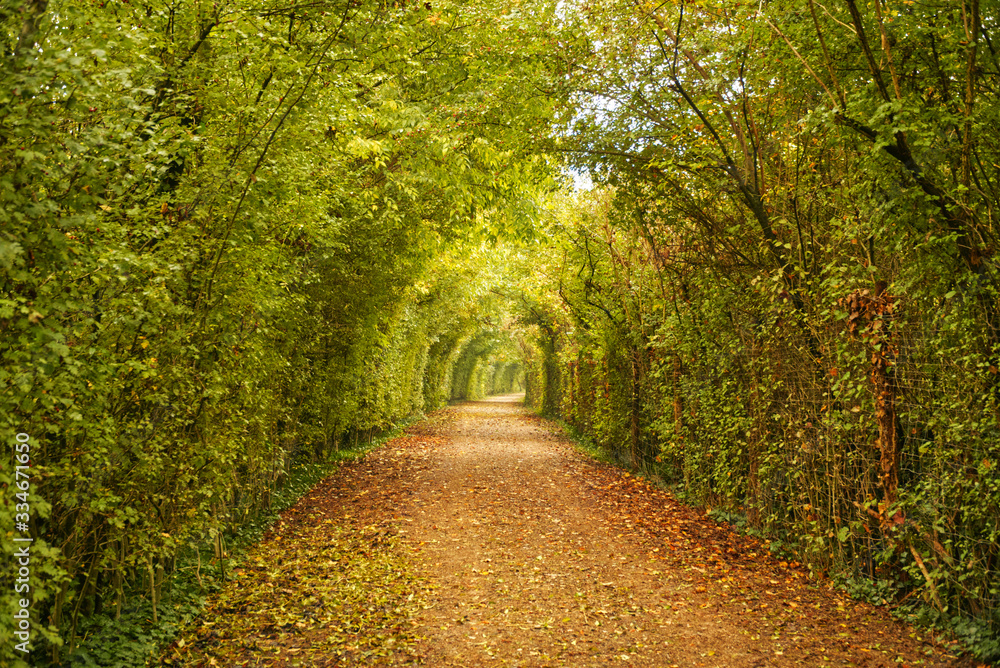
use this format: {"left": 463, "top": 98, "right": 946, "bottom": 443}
{"left": 872, "top": 336, "right": 900, "bottom": 504}
{"left": 630, "top": 351, "right": 641, "bottom": 463}
{"left": 673, "top": 353, "right": 684, "bottom": 437}
{"left": 840, "top": 284, "right": 900, "bottom": 505}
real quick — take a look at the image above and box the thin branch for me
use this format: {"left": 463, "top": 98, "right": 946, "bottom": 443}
{"left": 843, "top": 0, "right": 892, "bottom": 103}
{"left": 764, "top": 17, "right": 839, "bottom": 110}
{"left": 808, "top": 0, "right": 847, "bottom": 109}
{"left": 871, "top": 0, "right": 903, "bottom": 99}
{"left": 961, "top": 0, "right": 981, "bottom": 193}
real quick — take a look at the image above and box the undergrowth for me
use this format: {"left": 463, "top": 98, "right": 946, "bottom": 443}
{"left": 59, "top": 419, "right": 420, "bottom": 667}
{"left": 551, "top": 418, "right": 615, "bottom": 467}
{"left": 705, "top": 510, "right": 1000, "bottom": 663}
{"left": 549, "top": 408, "right": 998, "bottom": 664}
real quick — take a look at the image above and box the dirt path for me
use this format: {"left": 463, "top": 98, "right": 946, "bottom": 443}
{"left": 403, "top": 396, "right": 755, "bottom": 666}
{"left": 165, "top": 396, "right": 963, "bottom": 667}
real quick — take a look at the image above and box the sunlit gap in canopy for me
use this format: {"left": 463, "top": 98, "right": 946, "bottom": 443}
{"left": 551, "top": 90, "right": 619, "bottom": 193}
{"left": 567, "top": 168, "right": 594, "bottom": 191}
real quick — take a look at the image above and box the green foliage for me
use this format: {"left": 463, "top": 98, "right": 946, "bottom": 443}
{"left": 7, "top": 0, "right": 999, "bottom": 661}
{"left": 0, "top": 0, "right": 567, "bottom": 664}
{"left": 517, "top": 0, "right": 1000, "bottom": 657}
{"left": 63, "top": 458, "right": 337, "bottom": 667}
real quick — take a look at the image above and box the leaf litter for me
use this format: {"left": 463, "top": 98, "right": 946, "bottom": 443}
{"left": 163, "top": 395, "right": 968, "bottom": 667}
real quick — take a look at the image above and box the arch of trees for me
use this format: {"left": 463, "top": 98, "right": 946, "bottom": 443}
{"left": 2, "top": 0, "right": 999, "bottom": 663}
